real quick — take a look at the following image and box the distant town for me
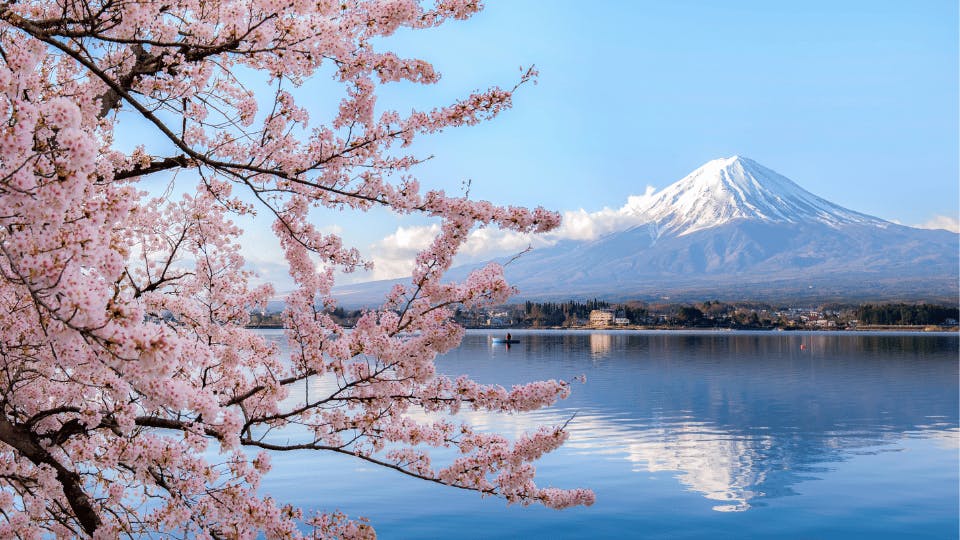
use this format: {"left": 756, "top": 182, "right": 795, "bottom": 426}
{"left": 248, "top": 300, "right": 959, "bottom": 331}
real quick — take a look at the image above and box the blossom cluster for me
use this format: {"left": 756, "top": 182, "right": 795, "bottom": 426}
{"left": 0, "top": 0, "right": 590, "bottom": 537}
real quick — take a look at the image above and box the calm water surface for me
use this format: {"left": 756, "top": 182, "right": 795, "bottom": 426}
{"left": 257, "top": 330, "right": 959, "bottom": 539}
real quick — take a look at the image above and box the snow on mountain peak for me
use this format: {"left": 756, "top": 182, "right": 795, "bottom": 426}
{"left": 635, "top": 156, "right": 885, "bottom": 237}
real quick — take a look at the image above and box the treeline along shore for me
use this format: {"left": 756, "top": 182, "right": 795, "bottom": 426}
{"left": 247, "top": 301, "right": 959, "bottom": 331}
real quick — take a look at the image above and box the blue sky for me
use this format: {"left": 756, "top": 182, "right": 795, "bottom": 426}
{"left": 373, "top": 0, "right": 958, "bottom": 220}
{"left": 125, "top": 1, "right": 959, "bottom": 287}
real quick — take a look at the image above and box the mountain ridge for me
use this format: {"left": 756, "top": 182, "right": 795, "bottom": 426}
{"left": 333, "top": 156, "right": 958, "bottom": 305}
{"left": 628, "top": 156, "right": 886, "bottom": 239}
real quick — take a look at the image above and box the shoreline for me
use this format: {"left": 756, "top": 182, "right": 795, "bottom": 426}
{"left": 246, "top": 324, "right": 959, "bottom": 333}
{"left": 469, "top": 326, "right": 959, "bottom": 333}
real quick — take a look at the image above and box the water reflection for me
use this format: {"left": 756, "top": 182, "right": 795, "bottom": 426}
{"left": 255, "top": 329, "right": 958, "bottom": 523}
{"left": 589, "top": 333, "right": 611, "bottom": 357}
{"left": 438, "top": 330, "right": 959, "bottom": 512}
{"left": 621, "top": 423, "right": 768, "bottom": 512}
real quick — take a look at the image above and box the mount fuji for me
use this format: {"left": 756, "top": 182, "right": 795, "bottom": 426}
{"left": 627, "top": 155, "right": 886, "bottom": 238}
{"left": 338, "top": 156, "right": 958, "bottom": 304}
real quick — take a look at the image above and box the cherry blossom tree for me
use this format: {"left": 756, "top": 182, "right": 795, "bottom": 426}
{"left": 0, "top": 0, "right": 593, "bottom": 537}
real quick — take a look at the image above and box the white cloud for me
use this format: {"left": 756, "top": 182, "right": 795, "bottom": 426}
{"left": 458, "top": 185, "right": 659, "bottom": 255}
{"left": 552, "top": 186, "right": 657, "bottom": 241}
{"left": 460, "top": 227, "right": 536, "bottom": 256}
{"left": 915, "top": 215, "right": 960, "bottom": 233}
{"left": 364, "top": 223, "right": 441, "bottom": 281}
{"left": 240, "top": 187, "right": 663, "bottom": 287}
{"left": 359, "top": 186, "right": 660, "bottom": 280}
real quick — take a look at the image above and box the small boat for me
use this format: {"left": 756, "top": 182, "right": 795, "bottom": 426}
{"left": 491, "top": 338, "right": 520, "bottom": 344}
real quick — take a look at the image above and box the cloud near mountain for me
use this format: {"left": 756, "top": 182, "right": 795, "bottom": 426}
{"left": 915, "top": 215, "right": 960, "bottom": 233}
{"left": 359, "top": 185, "right": 661, "bottom": 281}
{"left": 338, "top": 156, "right": 958, "bottom": 304}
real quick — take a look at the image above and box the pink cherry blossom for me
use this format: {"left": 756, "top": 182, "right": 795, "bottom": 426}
{"left": 0, "top": 0, "right": 590, "bottom": 537}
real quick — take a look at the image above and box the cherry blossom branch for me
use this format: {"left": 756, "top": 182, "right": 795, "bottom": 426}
{"left": 0, "top": 416, "right": 101, "bottom": 535}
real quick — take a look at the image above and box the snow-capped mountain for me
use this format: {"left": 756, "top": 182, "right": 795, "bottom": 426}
{"left": 336, "top": 157, "right": 958, "bottom": 304}
{"left": 633, "top": 156, "right": 886, "bottom": 238}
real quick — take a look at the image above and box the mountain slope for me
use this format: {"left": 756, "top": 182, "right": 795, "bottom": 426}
{"left": 636, "top": 156, "right": 885, "bottom": 238}
{"left": 335, "top": 157, "right": 958, "bottom": 304}
{"left": 505, "top": 220, "right": 956, "bottom": 301}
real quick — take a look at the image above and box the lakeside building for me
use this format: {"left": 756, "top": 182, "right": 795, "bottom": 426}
{"left": 281, "top": 301, "right": 959, "bottom": 331}
{"left": 589, "top": 309, "right": 615, "bottom": 327}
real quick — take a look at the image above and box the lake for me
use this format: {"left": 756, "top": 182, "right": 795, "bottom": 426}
{"left": 255, "top": 329, "right": 959, "bottom": 539}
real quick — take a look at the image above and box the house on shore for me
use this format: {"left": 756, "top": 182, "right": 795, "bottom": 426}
{"left": 589, "top": 309, "right": 615, "bottom": 327}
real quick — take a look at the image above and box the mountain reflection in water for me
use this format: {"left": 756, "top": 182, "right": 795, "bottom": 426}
{"left": 257, "top": 329, "right": 958, "bottom": 539}
{"left": 440, "top": 331, "right": 958, "bottom": 513}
